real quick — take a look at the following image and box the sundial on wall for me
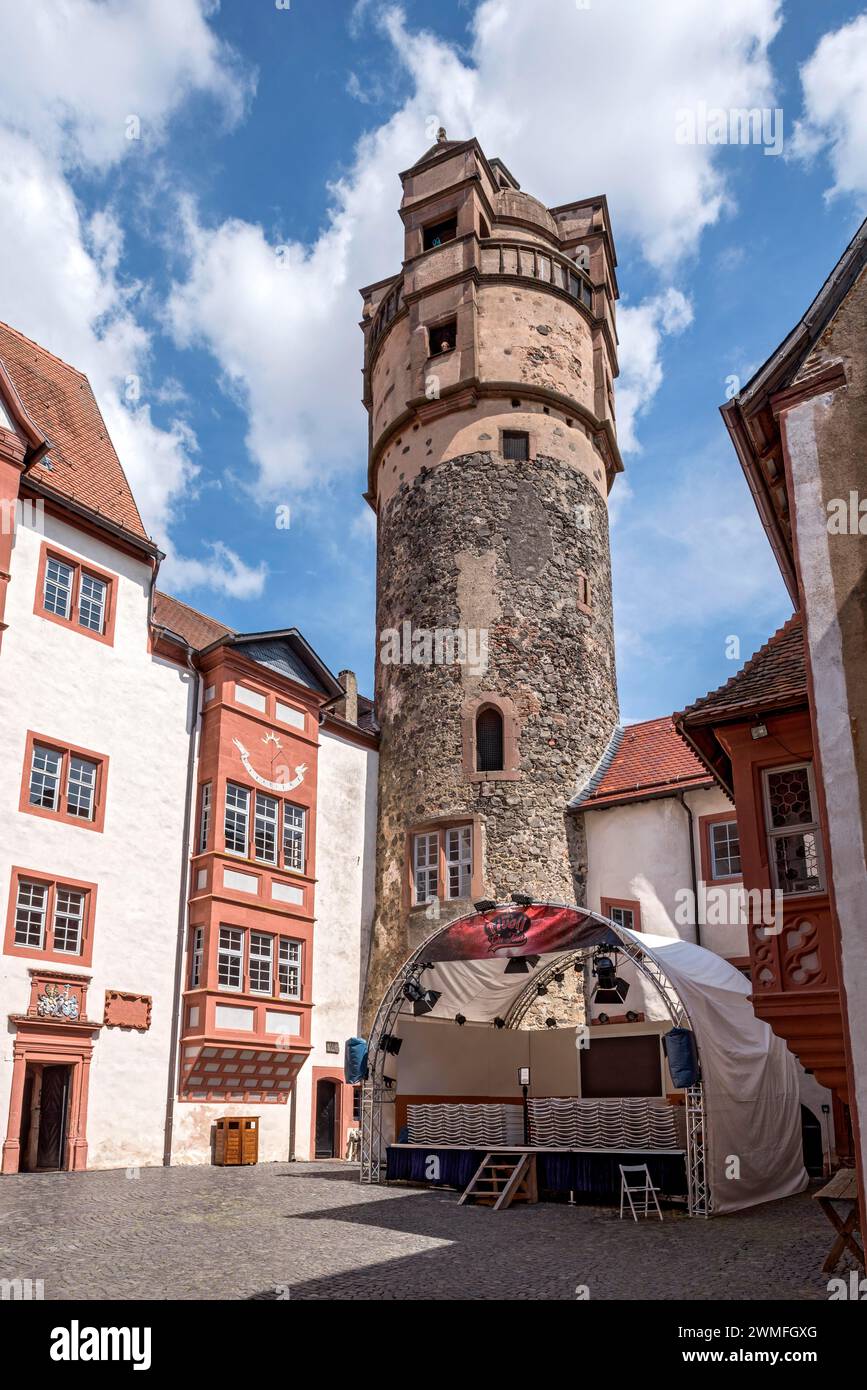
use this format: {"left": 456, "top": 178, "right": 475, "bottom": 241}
{"left": 232, "top": 730, "right": 307, "bottom": 792}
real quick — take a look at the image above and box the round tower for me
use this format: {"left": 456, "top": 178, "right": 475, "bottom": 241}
{"left": 359, "top": 134, "right": 623, "bottom": 1019}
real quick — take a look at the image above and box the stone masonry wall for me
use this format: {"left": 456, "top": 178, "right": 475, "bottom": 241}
{"left": 363, "top": 446, "right": 619, "bottom": 1024}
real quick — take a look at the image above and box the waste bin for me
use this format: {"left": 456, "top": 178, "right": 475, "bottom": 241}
{"left": 214, "top": 1116, "right": 259, "bottom": 1165}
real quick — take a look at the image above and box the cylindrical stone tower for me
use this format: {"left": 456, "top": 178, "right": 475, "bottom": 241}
{"left": 359, "top": 133, "right": 623, "bottom": 1021}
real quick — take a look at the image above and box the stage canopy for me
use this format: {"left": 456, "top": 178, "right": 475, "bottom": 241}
{"left": 369, "top": 904, "right": 807, "bottom": 1214}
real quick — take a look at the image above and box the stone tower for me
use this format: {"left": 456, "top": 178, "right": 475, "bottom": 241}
{"left": 359, "top": 134, "right": 622, "bottom": 1021}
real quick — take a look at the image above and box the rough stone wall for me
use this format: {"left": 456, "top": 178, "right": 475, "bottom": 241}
{"left": 363, "top": 447, "right": 619, "bottom": 1023}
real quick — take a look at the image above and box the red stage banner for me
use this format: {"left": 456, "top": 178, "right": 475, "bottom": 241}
{"left": 424, "top": 904, "right": 606, "bottom": 962}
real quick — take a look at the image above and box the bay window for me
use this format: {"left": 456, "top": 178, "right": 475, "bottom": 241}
{"left": 218, "top": 926, "right": 244, "bottom": 990}
{"left": 254, "top": 793, "right": 279, "bottom": 864}
{"left": 279, "top": 939, "right": 302, "bottom": 999}
{"left": 224, "top": 783, "right": 250, "bottom": 855}
{"left": 249, "top": 932, "right": 274, "bottom": 994}
{"left": 763, "top": 762, "right": 825, "bottom": 895}
{"left": 213, "top": 926, "right": 303, "bottom": 999}
{"left": 223, "top": 783, "right": 307, "bottom": 872}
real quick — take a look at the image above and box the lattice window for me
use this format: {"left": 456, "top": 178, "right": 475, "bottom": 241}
{"left": 763, "top": 763, "right": 824, "bottom": 895}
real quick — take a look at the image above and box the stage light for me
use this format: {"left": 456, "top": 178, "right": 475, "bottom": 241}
{"left": 474, "top": 899, "right": 497, "bottom": 912}
{"left": 594, "top": 954, "right": 617, "bottom": 990}
{"left": 626, "top": 1010, "right": 639, "bottom": 1023}
{"left": 545, "top": 1017, "right": 557, "bottom": 1029}
{"left": 553, "top": 971, "right": 564, "bottom": 984}
{"left": 413, "top": 990, "right": 441, "bottom": 1017}
{"left": 511, "top": 892, "right": 533, "bottom": 906}
{"left": 379, "top": 1034, "right": 402, "bottom": 1055}
{"left": 455, "top": 1013, "right": 467, "bottom": 1027}
{"left": 597, "top": 1012, "right": 610, "bottom": 1024}
{"left": 493, "top": 1017, "right": 506, "bottom": 1029}
{"left": 402, "top": 979, "right": 424, "bottom": 1002}
{"left": 536, "top": 983, "right": 548, "bottom": 996}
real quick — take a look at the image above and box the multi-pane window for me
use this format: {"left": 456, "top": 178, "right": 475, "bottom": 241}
{"left": 190, "top": 926, "right": 203, "bottom": 988}
{"left": 198, "top": 783, "right": 212, "bottom": 854}
{"left": 78, "top": 573, "right": 107, "bottom": 634}
{"left": 52, "top": 888, "right": 85, "bottom": 953}
{"left": 446, "top": 825, "right": 472, "bottom": 900}
{"left": 249, "top": 932, "right": 274, "bottom": 994}
{"left": 224, "top": 783, "right": 250, "bottom": 855}
{"left": 14, "top": 881, "right": 48, "bottom": 949}
{"left": 254, "top": 793, "right": 279, "bottom": 864}
{"left": 278, "top": 939, "right": 302, "bottom": 1000}
{"left": 283, "top": 803, "right": 306, "bottom": 872}
{"left": 413, "top": 832, "right": 439, "bottom": 904}
{"left": 29, "top": 745, "right": 62, "bottom": 810}
{"left": 13, "top": 879, "right": 87, "bottom": 956}
{"left": 43, "top": 557, "right": 73, "bottom": 618}
{"left": 218, "top": 926, "right": 244, "bottom": 990}
{"left": 607, "top": 904, "right": 635, "bottom": 931}
{"left": 763, "top": 763, "right": 825, "bottom": 895}
{"left": 66, "top": 756, "right": 97, "bottom": 820}
{"left": 710, "top": 820, "right": 741, "bottom": 879}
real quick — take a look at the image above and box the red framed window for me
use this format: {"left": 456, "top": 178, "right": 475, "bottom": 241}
{"left": 4, "top": 867, "right": 97, "bottom": 966}
{"left": 34, "top": 542, "right": 116, "bottom": 645}
{"left": 19, "top": 731, "right": 108, "bottom": 832}
{"left": 600, "top": 897, "right": 642, "bottom": 933}
{"left": 699, "top": 812, "right": 743, "bottom": 885}
{"left": 213, "top": 925, "right": 304, "bottom": 1000}
{"left": 223, "top": 781, "right": 308, "bottom": 873}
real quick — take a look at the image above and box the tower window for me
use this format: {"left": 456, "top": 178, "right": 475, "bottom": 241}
{"left": 429, "top": 319, "right": 457, "bottom": 356}
{"left": 476, "top": 707, "right": 504, "bottom": 772}
{"left": 423, "top": 216, "right": 457, "bottom": 250}
{"left": 502, "top": 430, "right": 529, "bottom": 462}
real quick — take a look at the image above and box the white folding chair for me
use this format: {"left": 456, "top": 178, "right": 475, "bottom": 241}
{"left": 619, "top": 1163, "right": 663, "bottom": 1222}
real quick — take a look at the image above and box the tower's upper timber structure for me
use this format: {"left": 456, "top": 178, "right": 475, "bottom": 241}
{"left": 359, "top": 134, "right": 623, "bottom": 1020}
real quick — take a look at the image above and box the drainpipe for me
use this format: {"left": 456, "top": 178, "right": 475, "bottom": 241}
{"left": 162, "top": 636, "right": 201, "bottom": 1166}
{"left": 676, "top": 791, "right": 702, "bottom": 949}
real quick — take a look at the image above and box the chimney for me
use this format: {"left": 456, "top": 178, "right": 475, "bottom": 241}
{"left": 337, "top": 669, "right": 358, "bottom": 725}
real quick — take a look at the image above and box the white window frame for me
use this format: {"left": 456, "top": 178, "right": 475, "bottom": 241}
{"left": 224, "top": 783, "right": 250, "bottom": 857}
{"left": 14, "top": 881, "right": 48, "bottom": 949}
{"left": 278, "top": 939, "right": 302, "bottom": 1000}
{"left": 762, "top": 761, "right": 826, "bottom": 896}
{"left": 217, "top": 925, "right": 244, "bottom": 991}
{"left": 446, "top": 825, "right": 472, "bottom": 900}
{"left": 66, "top": 755, "right": 97, "bottom": 821}
{"left": 78, "top": 572, "right": 107, "bottom": 634}
{"left": 43, "top": 557, "right": 73, "bottom": 619}
{"left": 608, "top": 904, "right": 635, "bottom": 932}
{"left": 52, "top": 887, "right": 85, "bottom": 954}
{"left": 249, "top": 931, "right": 274, "bottom": 995}
{"left": 254, "top": 792, "right": 279, "bottom": 865}
{"left": 29, "top": 744, "right": 62, "bottom": 811}
{"left": 198, "top": 783, "right": 212, "bottom": 854}
{"left": 413, "top": 831, "right": 439, "bottom": 905}
{"left": 283, "top": 803, "right": 306, "bottom": 873}
{"left": 190, "top": 926, "right": 203, "bottom": 988}
{"left": 709, "top": 819, "right": 741, "bottom": 880}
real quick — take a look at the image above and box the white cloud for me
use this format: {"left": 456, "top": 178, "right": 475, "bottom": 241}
{"left": 615, "top": 290, "right": 694, "bottom": 454}
{"left": 168, "top": 0, "right": 779, "bottom": 501}
{"left": 161, "top": 540, "right": 266, "bottom": 600}
{"left": 0, "top": 0, "right": 256, "bottom": 596}
{"left": 790, "top": 13, "right": 867, "bottom": 206}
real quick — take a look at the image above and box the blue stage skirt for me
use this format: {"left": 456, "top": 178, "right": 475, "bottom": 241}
{"left": 385, "top": 1146, "right": 687, "bottom": 1198}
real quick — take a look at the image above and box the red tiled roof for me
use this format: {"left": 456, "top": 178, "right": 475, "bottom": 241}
{"left": 0, "top": 320, "right": 149, "bottom": 543}
{"left": 677, "top": 615, "right": 806, "bottom": 725}
{"left": 152, "top": 591, "right": 233, "bottom": 651}
{"left": 580, "top": 716, "right": 712, "bottom": 809}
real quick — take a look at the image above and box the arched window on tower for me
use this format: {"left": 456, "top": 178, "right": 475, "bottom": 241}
{"left": 476, "top": 707, "right": 504, "bottom": 772}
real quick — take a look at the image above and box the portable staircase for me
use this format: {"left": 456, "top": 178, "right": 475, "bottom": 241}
{"left": 459, "top": 1152, "right": 538, "bottom": 1210}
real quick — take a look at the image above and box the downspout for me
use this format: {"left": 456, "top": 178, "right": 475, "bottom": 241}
{"left": 676, "top": 790, "right": 702, "bottom": 949}
{"left": 161, "top": 615, "right": 201, "bottom": 1167}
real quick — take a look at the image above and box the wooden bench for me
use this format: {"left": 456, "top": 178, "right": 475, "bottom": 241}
{"left": 813, "top": 1168, "right": 864, "bottom": 1273}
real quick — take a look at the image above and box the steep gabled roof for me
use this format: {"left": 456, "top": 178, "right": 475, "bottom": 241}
{"left": 572, "top": 716, "right": 713, "bottom": 810}
{"left": 677, "top": 615, "right": 806, "bottom": 726}
{"left": 0, "top": 320, "right": 150, "bottom": 543}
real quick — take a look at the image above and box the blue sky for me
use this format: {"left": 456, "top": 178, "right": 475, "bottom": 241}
{"left": 1, "top": 0, "right": 866, "bottom": 720}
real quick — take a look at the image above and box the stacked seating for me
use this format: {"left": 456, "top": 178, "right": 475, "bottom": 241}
{"left": 406, "top": 1102, "right": 524, "bottom": 1146}
{"left": 527, "top": 1097, "right": 678, "bottom": 1149}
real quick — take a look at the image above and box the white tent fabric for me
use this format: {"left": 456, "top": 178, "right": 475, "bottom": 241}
{"left": 408, "top": 925, "right": 807, "bottom": 1214}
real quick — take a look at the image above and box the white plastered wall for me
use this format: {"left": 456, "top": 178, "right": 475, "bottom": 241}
{"left": 0, "top": 512, "right": 192, "bottom": 1170}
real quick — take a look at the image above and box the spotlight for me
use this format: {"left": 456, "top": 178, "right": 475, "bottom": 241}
{"left": 402, "top": 979, "right": 424, "bottom": 1003}
{"left": 594, "top": 954, "right": 617, "bottom": 991}
{"left": 379, "top": 1034, "right": 402, "bottom": 1055}
{"left": 504, "top": 957, "right": 529, "bottom": 975}
{"left": 493, "top": 1017, "right": 506, "bottom": 1029}
{"left": 545, "top": 1017, "right": 557, "bottom": 1029}
{"left": 597, "top": 1012, "right": 609, "bottom": 1024}
{"left": 626, "top": 1010, "right": 639, "bottom": 1023}
{"left": 573, "top": 960, "right": 583, "bottom": 973}
{"left": 413, "top": 989, "right": 441, "bottom": 1017}
{"left": 455, "top": 1013, "right": 467, "bottom": 1027}
{"left": 553, "top": 971, "right": 564, "bottom": 984}
{"left": 474, "top": 899, "right": 497, "bottom": 913}
{"left": 536, "top": 983, "right": 548, "bottom": 997}
{"left": 511, "top": 892, "right": 533, "bottom": 906}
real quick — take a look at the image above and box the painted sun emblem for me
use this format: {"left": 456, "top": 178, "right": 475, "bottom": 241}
{"left": 232, "top": 733, "right": 307, "bottom": 793}
{"left": 263, "top": 730, "right": 283, "bottom": 751}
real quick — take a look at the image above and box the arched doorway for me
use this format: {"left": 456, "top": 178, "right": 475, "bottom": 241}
{"left": 315, "top": 1079, "right": 338, "bottom": 1158}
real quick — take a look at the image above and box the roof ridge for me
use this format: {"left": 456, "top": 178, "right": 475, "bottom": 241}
{"left": 676, "top": 613, "right": 801, "bottom": 719}
{"left": 0, "top": 320, "right": 89, "bottom": 379}
{"left": 569, "top": 723, "right": 624, "bottom": 807}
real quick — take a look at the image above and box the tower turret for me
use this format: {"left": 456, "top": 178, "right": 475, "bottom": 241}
{"left": 360, "top": 135, "right": 622, "bottom": 1019}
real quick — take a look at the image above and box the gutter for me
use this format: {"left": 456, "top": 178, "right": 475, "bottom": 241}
{"left": 676, "top": 790, "right": 702, "bottom": 949}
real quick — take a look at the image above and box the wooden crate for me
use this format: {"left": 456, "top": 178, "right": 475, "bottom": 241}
{"left": 214, "top": 1116, "right": 259, "bottom": 1166}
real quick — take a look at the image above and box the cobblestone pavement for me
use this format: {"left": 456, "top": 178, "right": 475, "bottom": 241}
{"left": 0, "top": 1163, "right": 847, "bottom": 1301}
